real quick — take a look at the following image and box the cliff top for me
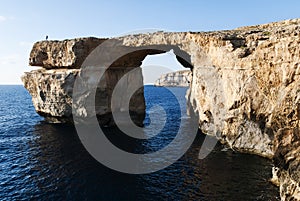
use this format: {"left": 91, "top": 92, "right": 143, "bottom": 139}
{"left": 28, "top": 18, "right": 300, "bottom": 69}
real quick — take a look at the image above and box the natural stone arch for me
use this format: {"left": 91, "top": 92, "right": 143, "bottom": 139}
{"left": 23, "top": 28, "right": 300, "bottom": 156}
{"left": 91, "top": 45, "right": 195, "bottom": 126}
{"left": 22, "top": 19, "right": 300, "bottom": 200}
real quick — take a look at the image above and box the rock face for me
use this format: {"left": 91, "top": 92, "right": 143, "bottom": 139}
{"left": 22, "top": 67, "right": 145, "bottom": 125}
{"left": 273, "top": 128, "right": 300, "bottom": 200}
{"left": 154, "top": 70, "right": 192, "bottom": 87}
{"left": 22, "top": 69, "right": 78, "bottom": 122}
{"left": 22, "top": 37, "right": 146, "bottom": 125}
{"left": 22, "top": 19, "right": 300, "bottom": 200}
{"left": 29, "top": 37, "right": 107, "bottom": 68}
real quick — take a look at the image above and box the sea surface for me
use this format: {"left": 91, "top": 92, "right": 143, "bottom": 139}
{"left": 0, "top": 85, "right": 279, "bottom": 201}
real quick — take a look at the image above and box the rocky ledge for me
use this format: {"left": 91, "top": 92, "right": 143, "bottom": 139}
{"left": 22, "top": 19, "right": 300, "bottom": 200}
{"left": 154, "top": 70, "right": 192, "bottom": 87}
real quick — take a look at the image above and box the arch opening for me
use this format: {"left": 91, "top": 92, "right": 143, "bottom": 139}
{"left": 141, "top": 50, "right": 191, "bottom": 85}
{"left": 94, "top": 46, "right": 194, "bottom": 127}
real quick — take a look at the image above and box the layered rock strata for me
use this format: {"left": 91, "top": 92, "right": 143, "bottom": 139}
{"left": 22, "top": 19, "right": 300, "bottom": 200}
{"left": 22, "top": 37, "right": 146, "bottom": 125}
{"left": 154, "top": 70, "right": 192, "bottom": 87}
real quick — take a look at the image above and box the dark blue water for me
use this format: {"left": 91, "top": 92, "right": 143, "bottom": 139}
{"left": 0, "top": 85, "right": 279, "bottom": 201}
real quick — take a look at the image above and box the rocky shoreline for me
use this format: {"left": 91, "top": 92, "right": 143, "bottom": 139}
{"left": 154, "top": 70, "right": 192, "bottom": 87}
{"left": 22, "top": 19, "right": 300, "bottom": 200}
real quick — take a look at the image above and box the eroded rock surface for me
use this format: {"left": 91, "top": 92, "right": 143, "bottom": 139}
{"left": 22, "top": 67, "right": 145, "bottom": 126}
{"left": 154, "top": 70, "right": 192, "bottom": 87}
{"left": 22, "top": 19, "right": 300, "bottom": 200}
{"left": 22, "top": 69, "right": 78, "bottom": 122}
{"left": 274, "top": 128, "right": 300, "bottom": 200}
{"left": 29, "top": 37, "right": 107, "bottom": 68}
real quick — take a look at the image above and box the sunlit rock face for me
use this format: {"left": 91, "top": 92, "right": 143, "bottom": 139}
{"left": 23, "top": 37, "right": 146, "bottom": 126}
{"left": 154, "top": 70, "right": 192, "bottom": 87}
{"left": 22, "top": 69, "right": 78, "bottom": 123}
{"left": 23, "top": 19, "right": 300, "bottom": 200}
{"left": 29, "top": 37, "right": 107, "bottom": 69}
{"left": 21, "top": 67, "right": 145, "bottom": 125}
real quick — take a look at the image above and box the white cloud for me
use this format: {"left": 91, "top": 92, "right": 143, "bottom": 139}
{"left": 0, "top": 53, "right": 29, "bottom": 84}
{"left": 0, "top": 15, "right": 15, "bottom": 23}
{"left": 19, "top": 41, "right": 33, "bottom": 48}
{"left": 0, "top": 54, "right": 22, "bottom": 65}
{"left": 0, "top": 16, "right": 6, "bottom": 22}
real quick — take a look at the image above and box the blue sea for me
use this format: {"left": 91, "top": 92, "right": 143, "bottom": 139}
{"left": 0, "top": 85, "right": 279, "bottom": 200}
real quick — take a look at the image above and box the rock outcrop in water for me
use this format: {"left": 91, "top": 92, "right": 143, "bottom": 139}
{"left": 22, "top": 19, "right": 300, "bottom": 200}
{"left": 22, "top": 67, "right": 145, "bottom": 125}
{"left": 22, "top": 37, "right": 146, "bottom": 125}
{"left": 154, "top": 70, "right": 191, "bottom": 87}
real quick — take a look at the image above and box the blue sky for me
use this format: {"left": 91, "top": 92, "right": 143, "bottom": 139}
{"left": 1, "top": 0, "right": 300, "bottom": 84}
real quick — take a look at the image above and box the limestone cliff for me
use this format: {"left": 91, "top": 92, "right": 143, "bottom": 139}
{"left": 22, "top": 67, "right": 145, "bottom": 125}
{"left": 22, "top": 19, "right": 300, "bottom": 200}
{"left": 154, "top": 70, "right": 192, "bottom": 87}
{"left": 22, "top": 37, "right": 146, "bottom": 125}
